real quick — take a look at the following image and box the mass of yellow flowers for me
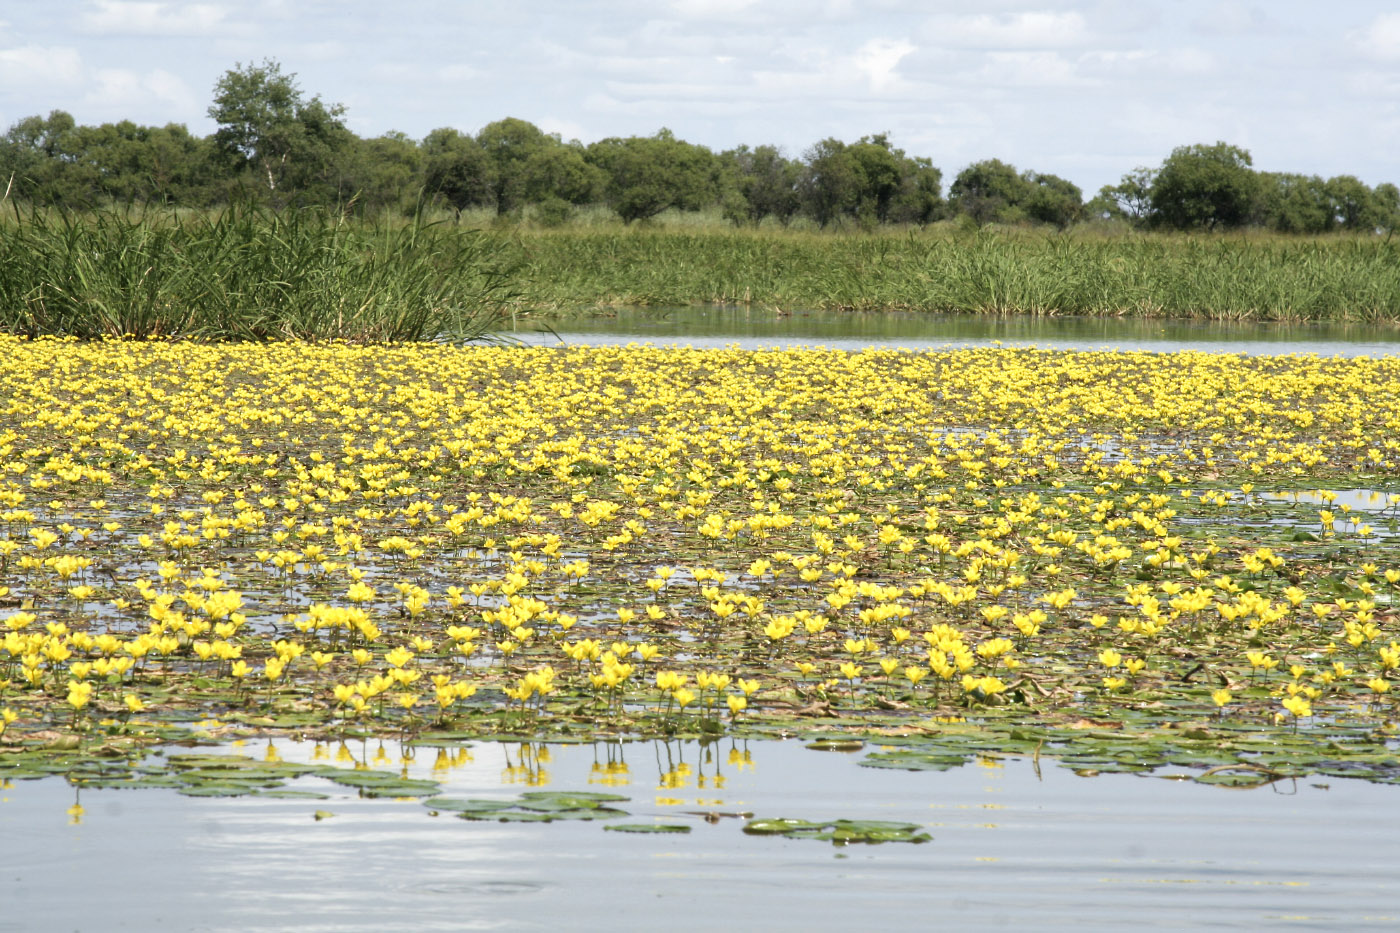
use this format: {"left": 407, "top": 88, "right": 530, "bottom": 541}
{"left": 0, "top": 335, "right": 1397, "bottom": 756}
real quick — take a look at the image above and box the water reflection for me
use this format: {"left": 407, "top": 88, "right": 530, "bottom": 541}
{"left": 514, "top": 306, "right": 1400, "bottom": 357}
{"left": 8, "top": 738, "right": 1400, "bottom": 930}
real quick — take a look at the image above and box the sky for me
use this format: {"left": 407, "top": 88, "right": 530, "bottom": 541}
{"left": 2, "top": 0, "right": 1398, "bottom": 195}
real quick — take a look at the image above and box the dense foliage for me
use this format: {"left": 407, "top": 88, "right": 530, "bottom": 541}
{"left": 3, "top": 59, "right": 1397, "bottom": 234}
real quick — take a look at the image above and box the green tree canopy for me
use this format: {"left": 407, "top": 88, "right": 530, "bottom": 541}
{"left": 720, "top": 144, "right": 802, "bottom": 226}
{"left": 476, "top": 118, "right": 553, "bottom": 215}
{"left": 586, "top": 130, "right": 717, "bottom": 223}
{"left": 1324, "top": 175, "right": 1379, "bottom": 231}
{"left": 520, "top": 143, "right": 603, "bottom": 205}
{"left": 1148, "top": 142, "right": 1257, "bottom": 230}
{"left": 1087, "top": 167, "right": 1155, "bottom": 225}
{"left": 208, "top": 59, "right": 351, "bottom": 199}
{"left": 949, "top": 159, "right": 1032, "bottom": 225}
{"left": 1023, "top": 171, "right": 1083, "bottom": 229}
{"left": 422, "top": 127, "right": 492, "bottom": 220}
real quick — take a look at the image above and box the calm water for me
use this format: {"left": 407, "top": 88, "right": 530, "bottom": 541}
{"left": 5, "top": 738, "right": 1397, "bottom": 931}
{"left": 511, "top": 307, "right": 1400, "bottom": 356}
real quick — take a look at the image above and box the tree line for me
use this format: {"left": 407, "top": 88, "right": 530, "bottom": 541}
{"left": 2, "top": 60, "right": 1397, "bottom": 234}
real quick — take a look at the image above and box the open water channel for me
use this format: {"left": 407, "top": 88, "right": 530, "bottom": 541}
{"left": 512, "top": 306, "right": 1400, "bottom": 357}
{"left": 5, "top": 737, "right": 1399, "bottom": 931}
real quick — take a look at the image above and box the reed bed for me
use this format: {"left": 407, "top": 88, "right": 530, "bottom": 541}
{"left": 3, "top": 209, "right": 1398, "bottom": 331}
{"left": 0, "top": 206, "right": 516, "bottom": 341}
{"left": 513, "top": 228, "right": 1400, "bottom": 322}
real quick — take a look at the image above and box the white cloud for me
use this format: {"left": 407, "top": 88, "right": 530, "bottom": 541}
{"left": 670, "top": 0, "right": 758, "bottom": 18}
{"left": 967, "top": 50, "right": 1087, "bottom": 88}
{"left": 84, "top": 67, "right": 198, "bottom": 115}
{"left": 1190, "top": 3, "right": 1269, "bottom": 36}
{"left": 1353, "top": 13, "right": 1400, "bottom": 62}
{"left": 80, "top": 1, "right": 230, "bottom": 36}
{"left": 436, "top": 64, "right": 478, "bottom": 82}
{"left": 925, "top": 11, "right": 1089, "bottom": 49}
{"left": 537, "top": 116, "right": 587, "bottom": 142}
{"left": 853, "top": 38, "right": 915, "bottom": 91}
{"left": 0, "top": 45, "right": 85, "bottom": 87}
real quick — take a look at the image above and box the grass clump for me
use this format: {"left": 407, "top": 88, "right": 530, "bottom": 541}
{"left": 0, "top": 205, "right": 516, "bottom": 341}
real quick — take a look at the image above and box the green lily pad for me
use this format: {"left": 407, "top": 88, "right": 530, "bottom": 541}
{"left": 860, "top": 751, "right": 969, "bottom": 772}
{"left": 422, "top": 797, "right": 516, "bottom": 814}
{"left": 459, "top": 810, "right": 556, "bottom": 823}
{"left": 177, "top": 784, "right": 257, "bottom": 797}
{"left": 743, "top": 816, "right": 931, "bottom": 844}
{"left": 357, "top": 779, "right": 443, "bottom": 798}
{"left": 517, "top": 790, "right": 629, "bottom": 803}
{"left": 604, "top": 823, "right": 692, "bottom": 834}
{"left": 743, "top": 818, "right": 825, "bottom": 835}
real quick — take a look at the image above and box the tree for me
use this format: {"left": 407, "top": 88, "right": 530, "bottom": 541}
{"left": 1253, "top": 173, "right": 1333, "bottom": 234}
{"left": 1148, "top": 142, "right": 1257, "bottom": 230}
{"left": 70, "top": 120, "right": 213, "bottom": 205}
{"left": 846, "top": 135, "right": 903, "bottom": 223}
{"left": 421, "top": 128, "right": 491, "bottom": 220}
{"left": 887, "top": 156, "right": 943, "bottom": 226}
{"left": 1023, "top": 172, "right": 1083, "bottom": 229}
{"left": 1325, "top": 175, "right": 1378, "bottom": 231}
{"left": 720, "top": 144, "right": 801, "bottom": 226}
{"left": 586, "top": 130, "right": 717, "bottom": 223}
{"left": 476, "top": 118, "right": 551, "bottom": 215}
{"left": 520, "top": 143, "right": 602, "bottom": 205}
{"left": 0, "top": 110, "right": 91, "bottom": 203}
{"left": 1373, "top": 183, "right": 1400, "bottom": 236}
{"left": 342, "top": 131, "right": 422, "bottom": 214}
{"left": 1087, "top": 166, "right": 1155, "bottom": 224}
{"left": 949, "top": 159, "right": 1031, "bottom": 225}
{"left": 208, "top": 59, "right": 351, "bottom": 199}
{"left": 799, "top": 138, "right": 862, "bottom": 227}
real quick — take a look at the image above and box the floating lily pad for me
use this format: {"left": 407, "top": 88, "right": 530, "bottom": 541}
{"left": 860, "top": 751, "right": 969, "bottom": 772}
{"left": 806, "top": 739, "right": 865, "bottom": 752}
{"left": 177, "top": 784, "right": 257, "bottom": 797}
{"left": 743, "top": 818, "right": 825, "bottom": 835}
{"left": 422, "top": 797, "right": 515, "bottom": 814}
{"left": 604, "top": 823, "right": 691, "bottom": 834}
{"left": 744, "top": 816, "right": 931, "bottom": 845}
{"left": 517, "top": 790, "right": 629, "bottom": 803}
{"left": 459, "top": 810, "right": 556, "bottom": 823}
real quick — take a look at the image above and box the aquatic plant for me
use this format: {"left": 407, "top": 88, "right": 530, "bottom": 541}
{"left": 0, "top": 340, "right": 1397, "bottom": 783}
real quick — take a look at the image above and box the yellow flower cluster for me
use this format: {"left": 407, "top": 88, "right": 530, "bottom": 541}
{"left": 0, "top": 337, "right": 1396, "bottom": 748}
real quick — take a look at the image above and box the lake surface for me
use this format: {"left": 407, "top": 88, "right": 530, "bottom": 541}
{"left": 511, "top": 306, "right": 1400, "bottom": 356}
{"left": 5, "top": 738, "right": 1397, "bottom": 931}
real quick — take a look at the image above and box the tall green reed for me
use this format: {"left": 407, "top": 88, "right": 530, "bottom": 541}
{"left": 512, "top": 227, "right": 1400, "bottom": 322}
{"left": 0, "top": 204, "right": 518, "bottom": 341}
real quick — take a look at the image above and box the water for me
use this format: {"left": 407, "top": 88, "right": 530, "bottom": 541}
{"left": 5, "top": 738, "right": 1397, "bottom": 931}
{"left": 511, "top": 307, "right": 1400, "bottom": 356}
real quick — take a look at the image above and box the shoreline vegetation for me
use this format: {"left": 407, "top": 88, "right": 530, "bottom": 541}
{"left": 2, "top": 205, "right": 1400, "bottom": 338}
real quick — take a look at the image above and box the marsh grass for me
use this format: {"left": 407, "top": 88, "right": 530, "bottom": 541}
{"left": 0, "top": 204, "right": 518, "bottom": 341}
{"left": 512, "top": 227, "right": 1400, "bottom": 321}
{"left": 4, "top": 205, "right": 1399, "bottom": 331}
